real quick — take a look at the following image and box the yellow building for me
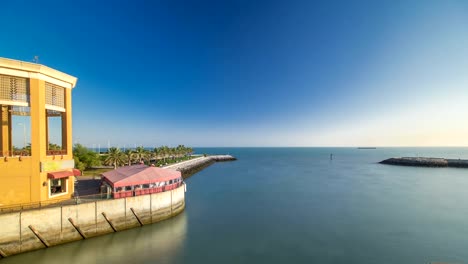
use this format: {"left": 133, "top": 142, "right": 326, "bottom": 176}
{"left": 0, "top": 57, "right": 78, "bottom": 208}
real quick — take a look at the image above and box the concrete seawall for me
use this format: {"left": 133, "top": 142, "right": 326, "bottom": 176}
{"left": 0, "top": 184, "right": 185, "bottom": 257}
{"left": 164, "top": 155, "right": 236, "bottom": 178}
{"left": 0, "top": 154, "right": 236, "bottom": 257}
{"left": 380, "top": 157, "right": 468, "bottom": 168}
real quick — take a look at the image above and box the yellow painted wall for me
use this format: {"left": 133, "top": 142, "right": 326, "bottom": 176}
{"left": 0, "top": 105, "right": 10, "bottom": 153}
{"left": 0, "top": 157, "right": 32, "bottom": 206}
{"left": 64, "top": 88, "right": 73, "bottom": 157}
{"left": 29, "top": 78, "right": 47, "bottom": 203}
{"left": 0, "top": 59, "right": 77, "bottom": 208}
{"left": 0, "top": 79, "right": 74, "bottom": 207}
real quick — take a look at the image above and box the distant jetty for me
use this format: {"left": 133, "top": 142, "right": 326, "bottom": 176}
{"left": 164, "top": 155, "right": 236, "bottom": 177}
{"left": 358, "top": 147, "right": 376, "bottom": 149}
{"left": 380, "top": 157, "right": 468, "bottom": 168}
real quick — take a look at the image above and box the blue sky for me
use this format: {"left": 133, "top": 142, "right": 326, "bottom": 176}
{"left": 2, "top": 0, "right": 468, "bottom": 147}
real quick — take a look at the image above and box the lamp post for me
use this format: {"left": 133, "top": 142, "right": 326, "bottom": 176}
{"left": 17, "top": 123, "right": 26, "bottom": 149}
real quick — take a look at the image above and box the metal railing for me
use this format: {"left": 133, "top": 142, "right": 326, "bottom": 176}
{"left": 0, "top": 182, "right": 185, "bottom": 214}
{"left": 113, "top": 182, "right": 184, "bottom": 198}
{"left": 0, "top": 193, "right": 111, "bottom": 214}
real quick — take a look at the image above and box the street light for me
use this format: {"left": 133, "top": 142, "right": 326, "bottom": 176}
{"left": 17, "top": 123, "right": 26, "bottom": 149}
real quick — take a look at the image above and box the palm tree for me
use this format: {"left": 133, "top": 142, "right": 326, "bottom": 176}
{"left": 186, "top": 147, "right": 193, "bottom": 156}
{"left": 153, "top": 147, "right": 162, "bottom": 162}
{"left": 160, "top": 146, "right": 170, "bottom": 163}
{"left": 134, "top": 146, "right": 148, "bottom": 164}
{"left": 124, "top": 149, "right": 134, "bottom": 166}
{"left": 176, "top": 145, "right": 184, "bottom": 158}
{"left": 105, "top": 147, "right": 126, "bottom": 169}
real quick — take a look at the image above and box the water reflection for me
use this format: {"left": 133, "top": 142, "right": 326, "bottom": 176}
{"left": 3, "top": 212, "right": 188, "bottom": 264}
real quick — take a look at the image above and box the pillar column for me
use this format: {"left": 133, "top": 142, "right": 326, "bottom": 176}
{"left": 0, "top": 105, "right": 11, "bottom": 155}
{"left": 62, "top": 88, "right": 72, "bottom": 156}
{"left": 29, "top": 78, "right": 47, "bottom": 202}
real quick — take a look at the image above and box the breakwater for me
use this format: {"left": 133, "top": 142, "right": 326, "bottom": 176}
{"left": 0, "top": 185, "right": 185, "bottom": 257}
{"left": 164, "top": 155, "right": 237, "bottom": 178}
{"left": 380, "top": 157, "right": 468, "bottom": 168}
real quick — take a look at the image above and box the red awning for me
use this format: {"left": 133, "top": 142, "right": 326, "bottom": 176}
{"left": 47, "top": 170, "right": 74, "bottom": 179}
{"left": 73, "top": 169, "right": 81, "bottom": 176}
{"left": 102, "top": 164, "right": 182, "bottom": 188}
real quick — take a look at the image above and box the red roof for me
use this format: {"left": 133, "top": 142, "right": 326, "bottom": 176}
{"left": 48, "top": 170, "right": 74, "bottom": 179}
{"left": 73, "top": 168, "right": 81, "bottom": 176}
{"left": 101, "top": 164, "right": 182, "bottom": 188}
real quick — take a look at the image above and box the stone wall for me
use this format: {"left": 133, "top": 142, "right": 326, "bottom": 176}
{"left": 0, "top": 184, "right": 185, "bottom": 258}
{"left": 165, "top": 155, "right": 236, "bottom": 178}
{"left": 380, "top": 157, "right": 468, "bottom": 168}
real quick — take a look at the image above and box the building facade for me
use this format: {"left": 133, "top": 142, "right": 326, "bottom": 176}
{"left": 0, "top": 57, "right": 78, "bottom": 208}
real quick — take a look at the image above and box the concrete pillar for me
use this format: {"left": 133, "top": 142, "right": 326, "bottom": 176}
{"left": 29, "top": 78, "right": 47, "bottom": 202}
{"left": 62, "top": 88, "right": 72, "bottom": 156}
{"left": 63, "top": 88, "right": 74, "bottom": 195}
{"left": 45, "top": 115, "right": 49, "bottom": 152}
{"left": 0, "top": 105, "right": 11, "bottom": 155}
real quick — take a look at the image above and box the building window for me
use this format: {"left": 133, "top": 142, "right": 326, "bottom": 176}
{"left": 46, "top": 109, "right": 65, "bottom": 155}
{"left": 0, "top": 74, "right": 31, "bottom": 156}
{"left": 49, "top": 178, "right": 68, "bottom": 197}
{"left": 45, "top": 83, "right": 67, "bottom": 156}
{"left": 0, "top": 75, "right": 29, "bottom": 104}
{"left": 45, "top": 82, "right": 65, "bottom": 111}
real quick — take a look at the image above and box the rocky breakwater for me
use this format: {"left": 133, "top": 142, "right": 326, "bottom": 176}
{"left": 164, "top": 155, "right": 236, "bottom": 178}
{"left": 380, "top": 157, "right": 468, "bottom": 168}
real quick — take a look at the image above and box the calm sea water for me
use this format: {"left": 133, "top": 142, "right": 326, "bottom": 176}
{"left": 4, "top": 147, "right": 468, "bottom": 264}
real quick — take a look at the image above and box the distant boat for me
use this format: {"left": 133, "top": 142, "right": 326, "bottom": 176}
{"left": 357, "top": 147, "right": 376, "bottom": 149}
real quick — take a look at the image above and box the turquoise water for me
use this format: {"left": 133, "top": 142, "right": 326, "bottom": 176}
{"left": 4, "top": 147, "right": 468, "bottom": 263}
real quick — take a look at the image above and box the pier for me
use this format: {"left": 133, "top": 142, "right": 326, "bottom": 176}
{"left": 380, "top": 157, "right": 468, "bottom": 168}
{"left": 164, "top": 155, "right": 237, "bottom": 178}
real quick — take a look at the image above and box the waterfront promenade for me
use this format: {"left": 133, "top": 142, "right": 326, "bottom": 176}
{"left": 0, "top": 155, "right": 236, "bottom": 214}
{"left": 164, "top": 155, "right": 236, "bottom": 177}
{"left": 0, "top": 154, "right": 236, "bottom": 258}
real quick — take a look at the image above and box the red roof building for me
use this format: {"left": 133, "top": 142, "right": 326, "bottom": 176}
{"left": 101, "top": 165, "right": 183, "bottom": 198}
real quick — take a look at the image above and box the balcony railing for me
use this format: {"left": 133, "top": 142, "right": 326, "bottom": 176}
{"left": 46, "top": 149, "right": 67, "bottom": 156}
{"left": 0, "top": 150, "right": 31, "bottom": 157}
{"left": 0, "top": 150, "right": 67, "bottom": 157}
{"left": 112, "top": 182, "right": 184, "bottom": 199}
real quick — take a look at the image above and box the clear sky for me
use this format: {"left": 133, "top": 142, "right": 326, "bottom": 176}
{"left": 2, "top": 0, "right": 468, "bottom": 147}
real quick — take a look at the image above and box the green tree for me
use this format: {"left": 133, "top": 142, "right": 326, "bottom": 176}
{"left": 48, "top": 143, "right": 61, "bottom": 150}
{"left": 186, "top": 147, "right": 193, "bottom": 156}
{"left": 105, "top": 147, "right": 126, "bottom": 169}
{"left": 153, "top": 147, "right": 161, "bottom": 161}
{"left": 124, "top": 149, "right": 134, "bottom": 166}
{"left": 175, "top": 145, "right": 183, "bottom": 158}
{"left": 133, "top": 146, "right": 148, "bottom": 164}
{"left": 161, "top": 146, "right": 170, "bottom": 162}
{"left": 73, "top": 144, "right": 101, "bottom": 172}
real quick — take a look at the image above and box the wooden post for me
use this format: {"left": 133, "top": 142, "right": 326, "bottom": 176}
{"left": 28, "top": 225, "right": 49, "bottom": 248}
{"left": 68, "top": 218, "right": 87, "bottom": 239}
{"left": 130, "top": 208, "right": 143, "bottom": 226}
{"left": 0, "top": 248, "right": 7, "bottom": 258}
{"left": 101, "top": 212, "right": 117, "bottom": 232}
